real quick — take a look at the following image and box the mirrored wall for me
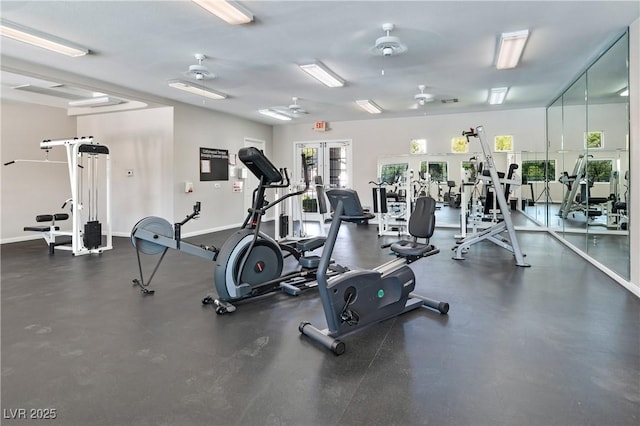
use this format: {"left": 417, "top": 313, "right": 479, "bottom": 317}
{"left": 544, "top": 31, "right": 630, "bottom": 279}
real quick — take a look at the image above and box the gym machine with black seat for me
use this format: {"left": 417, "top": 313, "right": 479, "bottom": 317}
{"left": 299, "top": 188, "right": 449, "bottom": 355}
{"left": 130, "top": 147, "right": 341, "bottom": 313}
{"left": 4, "top": 137, "right": 112, "bottom": 256}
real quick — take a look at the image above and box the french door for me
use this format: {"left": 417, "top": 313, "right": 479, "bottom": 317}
{"left": 293, "top": 140, "right": 352, "bottom": 223}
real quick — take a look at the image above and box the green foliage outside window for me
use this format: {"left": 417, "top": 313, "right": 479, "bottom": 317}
{"left": 494, "top": 135, "right": 513, "bottom": 151}
{"left": 451, "top": 137, "right": 468, "bottom": 153}
{"left": 419, "top": 161, "right": 448, "bottom": 182}
{"left": 411, "top": 139, "right": 427, "bottom": 154}
{"left": 461, "top": 161, "right": 478, "bottom": 181}
{"left": 380, "top": 163, "right": 408, "bottom": 183}
{"left": 522, "top": 160, "right": 555, "bottom": 182}
{"left": 586, "top": 159, "right": 612, "bottom": 183}
{"left": 586, "top": 132, "right": 603, "bottom": 149}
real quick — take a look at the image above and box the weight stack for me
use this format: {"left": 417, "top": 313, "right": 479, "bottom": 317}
{"left": 83, "top": 221, "right": 102, "bottom": 249}
{"left": 279, "top": 214, "right": 288, "bottom": 239}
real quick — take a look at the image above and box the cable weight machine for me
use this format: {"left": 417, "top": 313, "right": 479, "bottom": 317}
{"left": 5, "top": 137, "right": 113, "bottom": 256}
{"left": 452, "top": 126, "right": 529, "bottom": 267}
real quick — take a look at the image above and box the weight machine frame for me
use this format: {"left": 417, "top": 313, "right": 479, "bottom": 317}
{"left": 452, "top": 126, "right": 529, "bottom": 267}
{"left": 40, "top": 137, "right": 113, "bottom": 256}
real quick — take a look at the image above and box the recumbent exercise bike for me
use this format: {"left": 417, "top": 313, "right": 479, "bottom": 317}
{"left": 299, "top": 189, "right": 449, "bottom": 355}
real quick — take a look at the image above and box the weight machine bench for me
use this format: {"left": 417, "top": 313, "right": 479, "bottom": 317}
{"left": 24, "top": 213, "right": 71, "bottom": 255}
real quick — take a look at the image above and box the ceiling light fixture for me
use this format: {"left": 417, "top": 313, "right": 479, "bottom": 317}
{"left": 68, "top": 96, "right": 124, "bottom": 108}
{"left": 259, "top": 109, "right": 292, "bottom": 121}
{"left": 191, "top": 0, "right": 253, "bottom": 25}
{"left": 299, "top": 62, "right": 344, "bottom": 88}
{"left": 168, "top": 80, "right": 227, "bottom": 100}
{"left": 488, "top": 87, "right": 509, "bottom": 105}
{"left": 0, "top": 19, "right": 89, "bottom": 57}
{"left": 355, "top": 100, "right": 382, "bottom": 114}
{"left": 496, "top": 29, "right": 529, "bottom": 70}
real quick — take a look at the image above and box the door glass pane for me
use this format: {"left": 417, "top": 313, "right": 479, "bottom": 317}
{"left": 328, "top": 146, "right": 348, "bottom": 188}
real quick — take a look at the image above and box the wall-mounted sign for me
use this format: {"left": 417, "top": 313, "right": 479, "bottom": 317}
{"left": 200, "top": 148, "right": 229, "bottom": 181}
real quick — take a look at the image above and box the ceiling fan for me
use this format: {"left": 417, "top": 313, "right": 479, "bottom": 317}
{"left": 270, "top": 97, "right": 309, "bottom": 117}
{"left": 184, "top": 53, "right": 214, "bottom": 80}
{"left": 410, "top": 85, "right": 435, "bottom": 110}
{"left": 372, "top": 23, "right": 407, "bottom": 57}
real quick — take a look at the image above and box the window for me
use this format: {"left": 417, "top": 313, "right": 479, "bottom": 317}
{"left": 522, "top": 160, "right": 556, "bottom": 182}
{"left": 411, "top": 139, "right": 427, "bottom": 154}
{"left": 419, "top": 161, "right": 448, "bottom": 182}
{"left": 380, "top": 163, "right": 408, "bottom": 183}
{"left": 586, "top": 159, "right": 612, "bottom": 183}
{"left": 586, "top": 131, "right": 603, "bottom": 149}
{"left": 461, "top": 161, "right": 478, "bottom": 181}
{"left": 451, "top": 136, "right": 468, "bottom": 153}
{"left": 494, "top": 135, "right": 513, "bottom": 152}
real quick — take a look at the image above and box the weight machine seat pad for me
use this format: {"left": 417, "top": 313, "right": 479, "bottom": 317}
{"left": 35, "top": 213, "right": 69, "bottom": 222}
{"left": 24, "top": 226, "right": 60, "bottom": 232}
{"left": 482, "top": 170, "right": 505, "bottom": 178}
{"left": 296, "top": 237, "right": 326, "bottom": 252}
{"left": 614, "top": 202, "right": 627, "bottom": 210}
{"left": 586, "top": 197, "right": 608, "bottom": 205}
{"left": 390, "top": 241, "right": 439, "bottom": 258}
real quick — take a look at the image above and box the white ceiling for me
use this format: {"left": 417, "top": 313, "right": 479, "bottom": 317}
{"left": 1, "top": 1, "right": 638, "bottom": 124}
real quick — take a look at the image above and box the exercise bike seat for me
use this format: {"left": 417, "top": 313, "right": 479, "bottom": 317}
{"left": 391, "top": 240, "right": 440, "bottom": 258}
{"left": 390, "top": 196, "right": 440, "bottom": 260}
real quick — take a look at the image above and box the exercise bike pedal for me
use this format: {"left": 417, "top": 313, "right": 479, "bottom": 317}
{"left": 211, "top": 299, "right": 236, "bottom": 315}
{"left": 132, "top": 279, "right": 155, "bottom": 295}
{"left": 280, "top": 282, "right": 302, "bottom": 296}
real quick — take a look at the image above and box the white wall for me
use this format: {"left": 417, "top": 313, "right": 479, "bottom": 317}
{"left": 273, "top": 108, "right": 546, "bottom": 201}
{"left": 1, "top": 100, "right": 273, "bottom": 241}
{"left": 172, "top": 104, "right": 273, "bottom": 234}
{"left": 1, "top": 100, "right": 77, "bottom": 242}
{"left": 77, "top": 107, "right": 174, "bottom": 235}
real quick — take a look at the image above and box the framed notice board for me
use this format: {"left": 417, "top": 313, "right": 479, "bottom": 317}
{"left": 200, "top": 148, "right": 229, "bottom": 181}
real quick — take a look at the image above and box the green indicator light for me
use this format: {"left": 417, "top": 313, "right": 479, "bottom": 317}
{"left": 377, "top": 289, "right": 384, "bottom": 298}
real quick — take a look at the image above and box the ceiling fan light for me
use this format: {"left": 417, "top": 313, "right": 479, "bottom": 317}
{"left": 259, "top": 109, "right": 292, "bottom": 121}
{"left": 168, "top": 80, "right": 227, "bottom": 100}
{"left": 0, "top": 19, "right": 89, "bottom": 57}
{"left": 488, "top": 87, "right": 509, "bottom": 105}
{"left": 355, "top": 99, "right": 382, "bottom": 114}
{"left": 299, "top": 62, "right": 344, "bottom": 88}
{"left": 496, "top": 29, "right": 529, "bottom": 69}
{"left": 191, "top": 0, "right": 253, "bottom": 25}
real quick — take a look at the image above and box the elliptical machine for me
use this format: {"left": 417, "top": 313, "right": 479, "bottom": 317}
{"left": 205, "top": 147, "right": 336, "bottom": 314}
{"left": 131, "top": 147, "right": 336, "bottom": 312}
{"left": 299, "top": 189, "right": 449, "bottom": 355}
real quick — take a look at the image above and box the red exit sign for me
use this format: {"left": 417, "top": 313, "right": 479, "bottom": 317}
{"left": 314, "top": 121, "right": 327, "bottom": 132}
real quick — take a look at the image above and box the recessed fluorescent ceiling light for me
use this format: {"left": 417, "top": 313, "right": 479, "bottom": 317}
{"left": 168, "top": 80, "right": 227, "bottom": 100}
{"left": 496, "top": 29, "right": 529, "bottom": 70}
{"left": 68, "top": 96, "right": 124, "bottom": 108}
{"left": 299, "top": 62, "right": 344, "bottom": 88}
{"left": 191, "top": 0, "right": 253, "bottom": 25}
{"left": 355, "top": 100, "right": 382, "bottom": 114}
{"left": 489, "top": 87, "right": 509, "bottom": 105}
{"left": 259, "top": 109, "right": 292, "bottom": 121}
{"left": 0, "top": 19, "right": 89, "bottom": 57}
